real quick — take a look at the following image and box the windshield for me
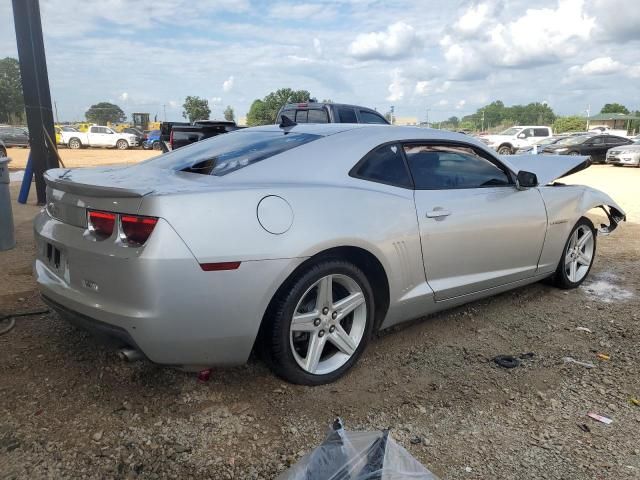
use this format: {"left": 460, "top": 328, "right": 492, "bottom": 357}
{"left": 556, "top": 135, "right": 589, "bottom": 146}
{"left": 145, "top": 130, "right": 321, "bottom": 176}
{"left": 535, "top": 137, "right": 560, "bottom": 146}
{"left": 499, "top": 127, "right": 521, "bottom": 136}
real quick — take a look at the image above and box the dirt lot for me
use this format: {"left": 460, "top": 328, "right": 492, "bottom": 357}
{"left": 5, "top": 146, "right": 157, "bottom": 170}
{"left": 1, "top": 161, "right": 639, "bottom": 479}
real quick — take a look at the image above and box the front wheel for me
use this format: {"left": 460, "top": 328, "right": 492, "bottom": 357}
{"left": 68, "top": 138, "right": 82, "bottom": 149}
{"left": 116, "top": 139, "right": 129, "bottom": 150}
{"left": 551, "top": 217, "right": 596, "bottom": 289}
{"left": 264, "top": 260, "right": 374, "bottom": 385}
{"left": 152, "top": 141, "right": 161, "bottom": 151}
{"left": 497, "top": 145, "right": 512, "bottom": 155}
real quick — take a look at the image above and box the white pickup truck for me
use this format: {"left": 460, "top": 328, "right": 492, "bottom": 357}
{"left": 480, "top": 126, "right": 553, "bottom": 155}
{"left": 61, "top": 125, "right": 138, "bottom": 150}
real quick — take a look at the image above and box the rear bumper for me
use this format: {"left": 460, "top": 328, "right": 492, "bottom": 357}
{"left": 34, "top": 210, "right": 304, "bottom": 367}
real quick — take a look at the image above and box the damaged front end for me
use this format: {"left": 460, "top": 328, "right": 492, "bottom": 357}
{"left": 597, "top": 204, "right": 626, "bottom": 235}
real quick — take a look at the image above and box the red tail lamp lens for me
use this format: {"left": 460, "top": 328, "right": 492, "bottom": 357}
{"left": 88, "top": 210, "right": 116, "bottom": 238}
{"left": 121, "top": 215, "right": 158, "bottom": 245}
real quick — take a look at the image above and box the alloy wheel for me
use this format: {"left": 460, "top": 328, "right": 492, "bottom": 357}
{"left": 289, "top": 274, "right": 367, "bottom": 375}
{"left": 564, "top": 225, "right": 594, "bottom": 283}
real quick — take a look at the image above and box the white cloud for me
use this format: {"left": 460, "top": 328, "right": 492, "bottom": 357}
{"left": 438, "top": 99, "right": 448, "bottom": 106}
{"left": 414, "top": 80, "right": 431, "bottom": 96}
{"left": 386, "top": 69, "right": 406, "bottom": 102}
{"left": 442, "top": 0, "right": 596, "bottom": 79}
{"left": 222, "top": 76, "right": 235, "bottom": 92}
{"left": 168, "top": 100, "right": 179, "bottom": 108}
{"left": 313, "top": 38, "right": 322, "bottom": 56}
{"left": 119, "top": 92, "right": 129, "bottom": 101}
{"left": 569, "top": 57, "right": 623, "bottom": 75}
{"left": 269, "top": 3, "right": 336, "bottom": 20}
{"left": 455, "top": 100, "right": 466, "bottom": 110}
{"left": 348, "top": 22, "right": 423, "bottom": 60}
{"left": 590, "top": 0, "right": 640, "bottom": 42}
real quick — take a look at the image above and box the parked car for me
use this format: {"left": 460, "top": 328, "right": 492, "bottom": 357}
{"left": 514, "top": 136, "right": 567, "bottom": 154}
{"left": 0, "top": 125, "right": 30, "bottom": 147}
{"left": 276, "top": 102, "right": 389, "bottom": 125}
{"left": 35, "top": 124, "right": 624, "bottom": 385}
{"left": 122, "top": 127, "right": 145, "bottom": 146}
{"left": 481, "top": 126, "right": 553, "bottom": 155}
{"left": 143, "top": 129, "right": 162, "bottom": 150}
{"left": 60, "top": 125, "right": 138, "bottom": 150}
{"left": 605, "top": 139, "right": 640, "bottom": 167}
{"left": 541, "top": 134, "right": 633, "bottom": 163}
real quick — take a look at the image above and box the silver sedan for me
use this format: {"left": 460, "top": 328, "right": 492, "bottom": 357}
{"left": 606, "top": 140, "right": 640, "bottom": 167}
{"left": 34, "top": 124, "right": 625, "bottom": 385}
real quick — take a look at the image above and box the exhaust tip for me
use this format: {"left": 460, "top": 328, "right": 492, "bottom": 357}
{"left": 118, "top": 347, "right": 144, "bottom": 362}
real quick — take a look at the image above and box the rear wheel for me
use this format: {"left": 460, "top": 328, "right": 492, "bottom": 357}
{"left": 116, "top": 139, "right": 128, "bottom": 150}
{"left": 152, "top": 141, "right": 161, "bottom": 151}
{"left": 68, "top": 137, "right": 82, "bottom": 149}
{"left": 551, "top": 217, "right": 596, "bottom": 289}
{"left": 264, "top": 260, "right": 374, "bottom": 385}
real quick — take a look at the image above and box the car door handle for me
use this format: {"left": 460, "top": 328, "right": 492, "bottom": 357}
{"left": 426, "top": 208, "right": 451, "bottom": 218}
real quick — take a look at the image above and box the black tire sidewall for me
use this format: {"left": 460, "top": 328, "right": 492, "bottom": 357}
{"left": 117, "top": 140, "right": 128, "bottom": 150}
{"left": 554, "top": 217, "right": 596, "bottom": 289}
{"left": 267, "top": 260, "right": 375, "bottom": 385}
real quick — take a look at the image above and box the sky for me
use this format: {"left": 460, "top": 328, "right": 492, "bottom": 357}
{"left": 2, "top": 0, "right": 639, "bottom": 123}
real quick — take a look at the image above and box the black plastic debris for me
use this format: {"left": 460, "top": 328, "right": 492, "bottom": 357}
{"left": 493, "top": 355, "right": 521, "bottom": 369}
{"left": 276, "top": 419, "right": 439, "bottom": 480}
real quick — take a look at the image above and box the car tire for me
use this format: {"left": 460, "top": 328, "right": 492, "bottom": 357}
{"left": 68, "top": 138, "right": 82, "bottom": 149}
{"left": 264, "top": 259, "right": 375, "bottom": 385}
{"left": 0, "top": 146, "right": 6, "bottom": 157}
{"left": 152, "top": 141, "right": 161, "bottom": 151}
{"left": 497, "top": 145, "right": 512, "bottom": 155}
{"left": 568, "top": 151, "right": 580, "bottom": 156}
{"left": 116, "top": 139, "right": 128, "bottom": 150}
{"left": 551, "top": 217, "right": 596, "bottom": 289}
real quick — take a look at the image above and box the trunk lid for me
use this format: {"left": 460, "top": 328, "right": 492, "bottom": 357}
{"left": 500, "top": 154, "right": 591, "bottom": 185}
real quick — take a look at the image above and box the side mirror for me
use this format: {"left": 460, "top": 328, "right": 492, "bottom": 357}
{"left": 516, "top": 170, "right": 538, "bottom": 189}
{"left": 517, "top": 133, "right": 526, "bottom": 139}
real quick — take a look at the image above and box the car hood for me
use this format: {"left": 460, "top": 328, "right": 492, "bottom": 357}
{"left": 482, "top": 134, "right": 511, "bottom": 143}
{"left": 500, "top": 154, "right": 591, "bottom": 185}
{"left": 610, "top": 144, "right": 640, "bottom": 152}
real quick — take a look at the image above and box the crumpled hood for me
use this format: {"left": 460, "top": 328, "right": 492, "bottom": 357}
{"left": 499, "top": 154, "right": 591, "bottom": 185}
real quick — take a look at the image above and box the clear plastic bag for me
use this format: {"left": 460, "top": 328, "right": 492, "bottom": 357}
{"left": 277, "top": 419, "right": 439, "bottom": 480}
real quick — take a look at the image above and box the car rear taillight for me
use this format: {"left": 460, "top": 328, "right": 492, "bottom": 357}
{"left": 169, "top": 129, "right": 174, "bottom": 149}
{"left": 88, "top": 210, "right": 116, "bottom": 239}
{"left": 120, "top": 215, "right": 158, "bottom": 245}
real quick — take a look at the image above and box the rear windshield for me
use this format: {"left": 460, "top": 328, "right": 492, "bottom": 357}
{"left": 144, "top": 130, "right": 321, "bottom": 176}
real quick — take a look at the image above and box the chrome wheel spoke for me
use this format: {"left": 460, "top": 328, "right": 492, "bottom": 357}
{"left": 577, "top": 252, "right": 592, "bottom": 266}
{"left": 332, "top": 292, "right": 364, "bottom": 320}
{"left": 569, "top": 260, "right": 577, "bottom": 282}
{"left": 291, "top": 311, "right": 319, "bottom": 332}
{"left": 316, "top": 275, "right": 333, "bottom": 310}
{"left": 577, "top": 229, "right": 592, "bottom": 249}
{"left": 328, "top": 325, "right": 357, "bottom": 356}
{"left": 304, "top": 334, "right": 326, "bottom": 373}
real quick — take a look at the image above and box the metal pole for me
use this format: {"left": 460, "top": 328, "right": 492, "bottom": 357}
{"left": 12, "top": 0, "right": 59, "bottom": 205}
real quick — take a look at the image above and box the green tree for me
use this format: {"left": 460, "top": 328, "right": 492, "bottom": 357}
{"left": 553, "top": 116, "right": 587, "bottom": 133}
{"left": 0, "top": 57, "right": 25, "bottom": 124}
{"left": 85, "top": 102, "right": 126, "bottom": 125}
{"left": 463, "top": 100, "right": 556, "bottom": 131}
{"left": 223, "top": 105, "right": 235, "bottom": 122}
{"left": 246, "top": 88, "right": 311, "bottom": 126}
{"left": 182, "top": 96, "right": 210, "bottom": 122}
{"left": 600, "top": 103, "right": 629, "bottom": 114}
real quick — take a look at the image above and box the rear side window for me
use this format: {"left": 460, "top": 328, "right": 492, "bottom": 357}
{"left": 145, "top": 130, "right": 321, "bottom": 176}
{"left": 351, "top": 143, "right": 412, "bottom": 188}
{"left": 307, "top": 109, "right": 328, "bottom": 123}
{"left": 404, "top": 144, "right": 511, "bottom": 190}
{"left": 337, "top": 108, "right": 357, "bottom": 123}
{"left": 533, "top": 128, "right": 549, "bottom": 136}
{"left": 359, "top": 110, "right": 387, "bottom": 124}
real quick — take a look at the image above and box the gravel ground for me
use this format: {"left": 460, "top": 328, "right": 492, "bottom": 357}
{"left": 1, "top": 165, "right": 639, "bottom": 479}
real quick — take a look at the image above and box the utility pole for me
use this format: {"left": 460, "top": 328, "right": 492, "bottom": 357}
{"left": 425, "top": 108, "right": 430, "bottom": 127}
{"left": 12, "top": 0, "right": 59, "bottom": 205}
{"left": 162, "top": 104, "right": 167, "bottom": 121}
{"left": 481, "top": 110, "right": 485, "bottom": 132}
{"left": 586, "top": 104, "right": 591, "bottom": 130}
{"left": 54, "top": 100, "right": 59, "bottom": 124}
{"left": 390, "top": 106, "right": 395, "bottom": 125}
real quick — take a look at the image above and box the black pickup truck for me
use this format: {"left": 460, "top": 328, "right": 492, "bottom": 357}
{"left": 160, "top": 120, "right": 242, "bottom": 150}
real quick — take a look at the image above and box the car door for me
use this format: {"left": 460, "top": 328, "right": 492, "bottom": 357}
{"left": 585, "top": 136, "right": 607, "bottom": 162}
{"left": 406, "top": 142, "right": 547, "bottom": 300}
{"left": 89, "top": 126, "right": 108, "bottom": 146}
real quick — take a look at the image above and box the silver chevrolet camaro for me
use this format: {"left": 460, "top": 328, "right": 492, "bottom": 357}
{"left": 34, "top": 124, "right": 625, "bottom": 385}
